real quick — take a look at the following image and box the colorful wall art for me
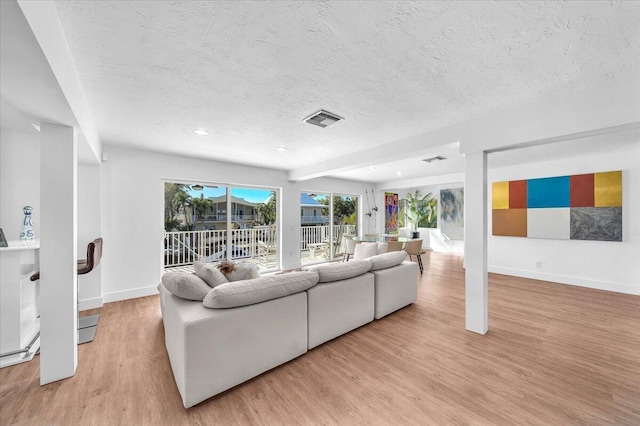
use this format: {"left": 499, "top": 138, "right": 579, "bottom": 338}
{"left": 440, "top": 188, "right": 464, "bottom": 240}
{"left": 385, "top": 192, "right": 399, "bottom": 234}
{"left": 492, "top": 171, "right": 622, "bottom": 241}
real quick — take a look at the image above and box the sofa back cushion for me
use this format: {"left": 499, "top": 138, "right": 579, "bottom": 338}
{"left": 304, "top": 260, "right": 372, "bottom": 283}
{"left": 203, "top": 271, "right": 319, "bottom": 309}
{"left": 162, "top": 272, "right": 212, "bottom": 301}
{"left": 194, "top": 262, "right": 229, "bottom": 288}
{"left": 366, "top": 250, "right": 407, "bottom": 271}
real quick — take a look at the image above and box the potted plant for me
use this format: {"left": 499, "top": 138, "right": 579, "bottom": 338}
{"left": 400, "top": 190, "right": 437, "bottom": 238}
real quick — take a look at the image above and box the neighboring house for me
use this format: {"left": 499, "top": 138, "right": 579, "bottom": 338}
{"left": 300, "top": 193, "right": 329, "bottom": 226}
{"left": 172, "top": 194, "right": 259, "bottom": 230}
{"left": 200, "top": 195, "right": 258, "bottom": 229}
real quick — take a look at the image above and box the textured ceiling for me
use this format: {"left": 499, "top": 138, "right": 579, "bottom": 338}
{"left": 53, "top": 0, "right": 640, "bottom": 179}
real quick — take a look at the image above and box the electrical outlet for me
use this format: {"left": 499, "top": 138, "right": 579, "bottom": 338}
{"left": 535, "top": 261, "right": 542, "bottom": 268}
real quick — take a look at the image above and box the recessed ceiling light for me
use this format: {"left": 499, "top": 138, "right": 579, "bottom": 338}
{"left": 193, "top": 128, "right": 208, "bottom": 136}
{"left": 276, "top": 146, "right": 288, "bottom": 151}
{"left": 396, "top": 171, "right": 403, "bottom": 176}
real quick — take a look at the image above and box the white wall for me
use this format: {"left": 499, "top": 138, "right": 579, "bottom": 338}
{"left": 77, "top": 164, "right": 102, "bottom": 309}
{"left": 0, "top": 130, "right": 40, "bottom": 240}
{"left": 488, "top": 141, "right": 640, "bottom": 295}
{"left": 100, "top": 146, "right": 375, "bottom": 303}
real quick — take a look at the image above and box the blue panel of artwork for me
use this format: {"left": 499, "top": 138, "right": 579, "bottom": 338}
{"left": 527, "top": 176, "right": 570, "bottom": 208}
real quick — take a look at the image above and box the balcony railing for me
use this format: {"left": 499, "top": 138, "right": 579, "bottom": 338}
{"left": 301, "top": 215, "right": 329, "bottom": 224}
{"left": 164, "top": 224, "right": 357, "bottom": 268}
{"left": 200, "top": 214, "right": 257, "bottom": 222}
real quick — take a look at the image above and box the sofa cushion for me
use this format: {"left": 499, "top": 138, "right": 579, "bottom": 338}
{"left": 366, "top": 250, "right": 407, "bottom": 271}
{"left": 161, "top": 272, "right": 212, "bottom": 301}
{"left": 376, "top": 242, "right": 388, "bottom": 254}
{"left": 353, "top": 242, "right": 378, "bottom": 260}
{"left": 194, "top": 261, "right": 229, "bottom": 288}
{"left": 304, "top": 260, "right": 372, "bottom": 283}
{"left": 203, "top": 271, "right": 319, "bottom": 308}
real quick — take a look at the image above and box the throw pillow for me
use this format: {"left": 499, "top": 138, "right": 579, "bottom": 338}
{"left": 303, "top": 260, "right": 372, "bottom": 283}
{"left": 353, "top": 242, "right": 378, "bottom": 260}
{"left": 194, "top": 261, "right": 229, "bottom": 288}
{"left": 366, "top": 250, "right": 407, "bottom": 271}
{"left": 215, "top": 260, "right": 260, "bottom": 281}
{"left": 202, "top": 271, "right": 319, "bottom": 308}
{"left": 161, "top": 272, "right": 212, "bottom": 301}
{"left": 227, "top": 262, "right": 260, "bottom": 281}
{"left": 376, "top": 242, "right": 388, "bottom": 254}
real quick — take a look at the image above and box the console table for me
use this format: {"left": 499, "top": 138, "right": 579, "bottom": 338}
{"left": 0, "top": 240, "right": 40, "bottom": 368}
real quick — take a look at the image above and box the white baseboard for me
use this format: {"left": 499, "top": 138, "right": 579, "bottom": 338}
{"left": 488, "top": 266, "right": 640, "bottom": 295}
{"left": 79, "top": 297, "right": 103, "bottom": 311}
{"left": 103, "top": 285, "right": 159, "bottom": 304}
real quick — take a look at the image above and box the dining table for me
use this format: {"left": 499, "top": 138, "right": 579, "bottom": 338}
{"left": 352, "top": 235, "right": 418, "bottom": 243}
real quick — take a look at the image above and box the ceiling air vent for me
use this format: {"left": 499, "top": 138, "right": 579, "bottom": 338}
{"left": 422, "top": 155, "right": 447, "bottom": 163}
{"left": 303, "top": 110, "right": 344, "bottom": 128}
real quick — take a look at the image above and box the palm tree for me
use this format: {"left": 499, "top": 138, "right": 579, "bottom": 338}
{"left": 400, "top": 190, "right": 437, "bottom": 237}
{"left": 191, "top": 195, "right": 214, "bottom": 229}
{"left": 172, "top": 190, "right": 193, "bottom": 228}
{"left": 256, "top": 192, "right": 277, "bottom": 225}
{"left": 164, "top": 183, "right": 190, "bottom": 230}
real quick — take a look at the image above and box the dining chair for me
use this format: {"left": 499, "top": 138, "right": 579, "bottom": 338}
{"left": 386, "top": 241, "right": 405, "bottom": 252}
{"left": 404, "top": 239, "right": 424, "bottom": 274}
{"left": 343, "top": 235, "right": 357, "bottom": 261}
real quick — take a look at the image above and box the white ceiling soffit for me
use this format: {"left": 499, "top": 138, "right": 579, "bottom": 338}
{"left": 17, "top": 0, "right": 101, "bottom": 164}
{"left": 375, "top": 125, "right": 640, "bottom": 190}
{"left": 329, "top": 141, "right": 463, "bottom": 183}
{"left": 0, "top": 0, "right": 99, "bottom": 164}
{"left": 0, "top": 96, "right": 39, "bottom": 134}
{"left": 488, "top": 125, "right": 640, "bottom": 169}
{"left": 50, "top": 1, "right": 640, "bottom": 179}
{"left": 0, "top": 1, "right": 76, "bottom": 129}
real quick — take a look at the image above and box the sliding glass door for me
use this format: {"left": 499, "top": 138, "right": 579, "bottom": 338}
{"left": 333, "top": 194, "right": 358, "bottom": 259}
{"left": 164, "top": 182, "right": 278, "bottom": 271}
{"left": 299, "top": 191, "right": 358, "bottom": 265}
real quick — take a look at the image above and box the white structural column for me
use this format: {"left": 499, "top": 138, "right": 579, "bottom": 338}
{"left": 39, "top": 123, "right": 78, "bottom": 384}
{"left": 464, "top": 151, "right": 488, "bottom": 334}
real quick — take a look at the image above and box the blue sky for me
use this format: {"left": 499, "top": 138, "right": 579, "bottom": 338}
{"left": 187, "top": 185, "right": 273, "bottom": 203}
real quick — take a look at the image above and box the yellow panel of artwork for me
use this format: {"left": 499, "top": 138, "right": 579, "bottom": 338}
{"left": 594, "top": 171, "right": 622, "bottom": 207}
{"left": 492, "top": 181, "right": 509, "bottom": 209}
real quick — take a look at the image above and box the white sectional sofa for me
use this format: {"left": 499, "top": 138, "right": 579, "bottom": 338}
{"left": 159, "top": 251, "right": 418, "bottom": 408}
{"left": 306, "top": 262, "right": 375, "bottom": 349}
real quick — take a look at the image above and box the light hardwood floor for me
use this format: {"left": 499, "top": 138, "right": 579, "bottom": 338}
{"left": 1, "top": 252, "right": 639, "bottom": 425}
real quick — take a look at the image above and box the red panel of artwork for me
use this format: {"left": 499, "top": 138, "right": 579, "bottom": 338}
{"left": 570, "top": 173, "right": 594, "bottom": 207}
{"left": 509, "top": 180, "right": 527, "bottom": 209}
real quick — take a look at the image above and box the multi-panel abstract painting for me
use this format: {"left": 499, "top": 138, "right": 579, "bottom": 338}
{"left": 492, "top": 171, "right": 622, "bottom": 242}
